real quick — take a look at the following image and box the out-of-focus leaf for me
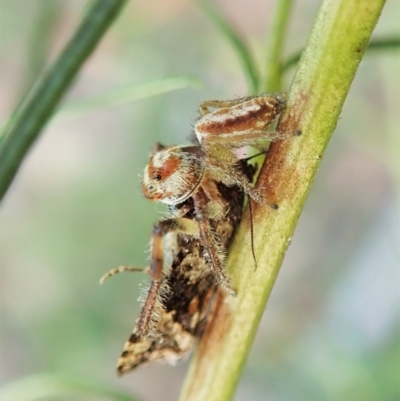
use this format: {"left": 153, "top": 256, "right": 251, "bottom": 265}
{"left": 56, "top": 76, "right": 202, "bottom": 120}
{"left": 263, "top": 0, "right": 294, "bottom": 92}
{"left": 21, "top": 1, "right": 63, "bottom": 94}
{"left": 0, "top": 373, "right": 140, "bottom": 401}
{"left": 194, "top": 0, "right": 259, "bottom": 94}
{"left": 0, "top": 0, "right": 128, "bottom": 203}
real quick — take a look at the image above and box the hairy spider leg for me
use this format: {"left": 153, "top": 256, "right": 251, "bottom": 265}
{"left": 192, "top": 186, "right": 235, "bottom": 295}
{"left": 137, "top": 216, "right": 199, "bottom": 335}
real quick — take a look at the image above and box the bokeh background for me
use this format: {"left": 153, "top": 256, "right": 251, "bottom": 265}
{"left": 1, "top": 1, "right": 399, "bottom": 400}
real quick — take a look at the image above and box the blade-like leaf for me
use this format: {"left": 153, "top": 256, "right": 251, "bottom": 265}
{"left": 263, "top": 0, "right": 294, "bottom": 92}
{"left": 195, "top": 0, "right": 259, "bottom": 94}
{"left": 56, "top": 76, "right": 201, "bottom": 120}
{"left": 0, "top": 373, "right": 140, "bottom": 401}
{"left": 0, "top": 0, "right": 128, "bottom": 203}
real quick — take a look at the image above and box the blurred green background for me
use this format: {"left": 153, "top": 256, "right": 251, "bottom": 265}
{"left": 0, "top": 1, "right": 399, "bottom": 400}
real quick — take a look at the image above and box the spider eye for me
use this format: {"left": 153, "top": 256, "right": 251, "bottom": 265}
{"left": 153, "top": 173, "right": 162, "bottom": 181}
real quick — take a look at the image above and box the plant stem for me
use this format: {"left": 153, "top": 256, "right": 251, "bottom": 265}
{"left": 179, "top": 1, "right": 386, "bottom": 400}
{"left": 264, "top": 0, "right": 294, "bottom": 92}
{"left": 282, "top": 36, "right": 400, "bottom": 72}
{"left": 0, "top": 0, "right": 128, "bottom": 203}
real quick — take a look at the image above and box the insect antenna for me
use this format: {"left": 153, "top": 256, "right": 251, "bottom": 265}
{"left": 99, "top": 266, "right": 147, "bottom": 285}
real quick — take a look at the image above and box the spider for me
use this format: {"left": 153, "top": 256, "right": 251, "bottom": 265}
{"left": 142, "top": 94, "right": 288, "bottom": 273}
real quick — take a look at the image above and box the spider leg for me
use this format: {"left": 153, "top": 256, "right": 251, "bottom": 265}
{"left": 198, "top": 93, "right": 286, "bottom": 116}
{"left": 199, "top": 96, "right": 257, "bottom": 116}
{"left": 137, "top": 217, "right": 199, "bottom": 336}
{"left": 203, "top": 150, "right": 278, "bottom": 210}
{"left": 193, "top": 186, "right": 235, "bottom": 295}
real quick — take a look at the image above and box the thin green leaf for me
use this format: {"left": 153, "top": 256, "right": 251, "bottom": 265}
{"left": 0, "top": 0, "right": 128, "bottom": 204}
{"left": 56, "top": 76, "right": 202, "bottom": 120}
{"left": 0, "top": 373, "right": 140, "bottom": 401}
{"left": 21, "top": 1, "right": 63, "bottom": 94}
{"left": 263, "top": 0, "right": 294, "bottom": 92}
{"left": 194, "top": 0, "right": 259, "bottom": 94}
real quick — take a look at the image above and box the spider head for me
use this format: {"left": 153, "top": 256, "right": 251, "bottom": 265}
{"left": 142, "top": 146, "right": 204, "bottom": 205}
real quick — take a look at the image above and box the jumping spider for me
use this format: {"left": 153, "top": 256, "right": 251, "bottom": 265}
{"left": 102, "top": 93, "right": 292, "bottom": 337}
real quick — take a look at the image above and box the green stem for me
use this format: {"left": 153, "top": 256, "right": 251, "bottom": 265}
{"left": 282, "top": 36, "right": 400, "bottom": 72}
{"left": 0, "top": 0, "right": 128, "bottom": 203}
{"left": 264, "top": 0, "right": 294, "bottom": 92}
{"left": 179, "top": 1, "right": 386, "bottom": 400}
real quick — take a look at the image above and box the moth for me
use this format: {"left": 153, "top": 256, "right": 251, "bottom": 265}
{"left": 101, "top": 94, "right": 290, "bottom": 374}
{"left": 101, "top": 160, "right": 256, "bottom": 374}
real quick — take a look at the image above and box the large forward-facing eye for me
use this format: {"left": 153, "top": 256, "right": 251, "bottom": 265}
{"left": 143, "top": 146, "right": 204, "bottom": 205}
